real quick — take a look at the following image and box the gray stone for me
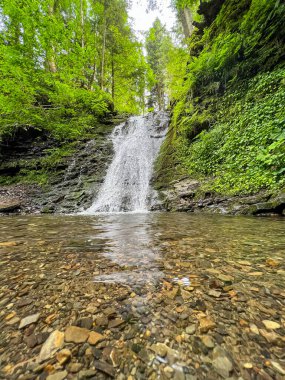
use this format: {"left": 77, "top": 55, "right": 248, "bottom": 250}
{"left": 38, "top": 330, "right": 65, "bottom": 362}
{"left": 46, "top": 370, "right": 68, "bottom": 380}
{"left": 19, "top": 313, "right": 40, "bottom": 329}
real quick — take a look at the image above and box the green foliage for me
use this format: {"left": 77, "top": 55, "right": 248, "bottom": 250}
{"left": 179, "top": 68, "right": 285, "bottom": 195}
{"left": 0, "top": 0, "right": 148, "bottom": 142}
{"left": 159, "top": 0, "right": 285, "bottom": 196}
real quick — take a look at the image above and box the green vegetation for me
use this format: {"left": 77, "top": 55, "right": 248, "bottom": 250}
{"left": 0, "top": 0, "right": 149, "bottom": 142}
{"left": 1, "top": 0, "right": 285, "bottom": 199}
{"left": 156, "top": 0, "right": 285, "bottom": 197}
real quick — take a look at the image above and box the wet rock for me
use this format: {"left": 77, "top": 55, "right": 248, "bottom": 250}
{"left": 78, "top": 369, "right": 97, "bottom": 379}
{"left": 56, "top": 349, "right": 72, "bottom": 365}
{"left": 217, "top": 274, "right": 234, "bottom": 284}
{"left": 262, "top": 320, "right": 281, "bottom": 330}
{"left": 150, "top": 343, "right": 168, "bottom": 357}
{"left": 24, "top": 334, "right": 38, "bottom": 348}
{"left": 88, "top": 331, "right": 105, "bottom": 346}
{"left": 110, "top": 348, "right": 120, "bottom": 367}
{"left": 108, "top": 318, "right": 125, "bottom": 329}
{"left": 46, "top": 370, "right": 68, "bottom": 380}
{"left": 208, "top": 289, "right": 221, "bottom": 298}
{"left": 186, "top": 325, "right": 196, "bottom": 335}
{"left": 67, "top": 362, "right": 83, "bottom": 373}
{"left": 94, "top": 360, "right": 116, "bottom": 378}
{"left": 0, "top": 200, "right": 21, "bottom": 213}
{"left": 19, "top": 313, "right": 40, "bottom": 329}
{"left": 199, "top": 318, "right": 216, "bottom": 333}
{"left": 38, "top": 330, "right": 65, "bottom": 362}
{"left": 77, "top": 317, "right": 93, "bottom": 330}
{"left": 65, "top": 326, "right": 90, "bottom": 343}
{"left": 270, "top": 361, "right": 285, "bottom": 375}
{"left": 212, "top": 346, "right": 233, "bottom": 378}
{"left": 200, "top": 335, "right": 215, "bottom": 348}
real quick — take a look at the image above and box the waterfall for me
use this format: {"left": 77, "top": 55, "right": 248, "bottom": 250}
{"left": 84, "top": 112, "right": 168, "bottom": 213}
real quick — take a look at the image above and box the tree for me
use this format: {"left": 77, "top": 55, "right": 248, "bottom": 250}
{"left": 145, "top": 19, "right": 172, "bottom": 110}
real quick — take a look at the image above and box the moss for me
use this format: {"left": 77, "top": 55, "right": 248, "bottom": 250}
{"left": 156, "top": 0, "right": 285, "bottom": 197}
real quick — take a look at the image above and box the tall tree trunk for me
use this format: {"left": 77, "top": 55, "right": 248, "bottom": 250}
{"left": 100, "top": 20, "right": 106, "bottom": 90}
{"left": 111, "top": 53, "right": 115, "bottom": 102}
{"left": 80, "top": 0, "right": 85, "bottom": 49}
{"left": 180, "top": 7, "right": 194, "bottom": 39}
{"left": 46, "top": 1, "right": 57, "bottom": 73}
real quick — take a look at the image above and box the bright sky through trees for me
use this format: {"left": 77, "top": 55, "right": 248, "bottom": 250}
{"left": 129, "top": 0, "right": 176, "bottom": 35}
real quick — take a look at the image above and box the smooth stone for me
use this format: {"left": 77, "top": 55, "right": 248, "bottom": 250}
{"left": 186, "top": 325, "right": 196, "bottom": 335}
{"left": 271, "top": 361, "right": 285, "bottom": 375}
{"left": 150, "top": 343, "right": 168, "bottom": 357}
{"left": 200, "top": 335, "right": 215, "bottom": 348}
{"left": 65, "top": 326, "right": 90, "bottom": 343}
{"left": 212, "top": 346, "right": 233, "bottom": 378}
{"left": 108, "top": 318, "right": 125, "bottom": 329}
{"left": 94, "top": 360, "right": 115, "bottom": 378}
{"left": 67, "top": 362, "right": 83, "bottom": 373}
{"left": 6, "top": 317, "right": 20, "bottom": 325}
{"left": 262, "top": 320, "right": 281, "bottom": 330}
{"left": 77, "top": 317, "right": 93, "bottom": 330}
{"left": 78, "top": 369, "right": 97, "bottom": 379}
{"left": 249, "top": 324, "right": 259, "bottom": 335}
{"left": 199, "top": 318, "right": 216, "bottom": 333}
{"left": 217, "top": 274, "right": 234, "bottom": 283}
{"left": 56, "top": 349, "right": 72, "bottom": 365}
{"left": 19, "top": 313, "right": 40, "bottom": 329}
{"left": 208, "top": 289, "right": 221, "bottom": 298}
{"left": 88, "top": 331, "right": 105, "bottom": 346}
{"left": 38, "top": 330, "right": 65, "bottom": 362}
{"left": 46, "top": 370, "right": 68, "bottom": 380}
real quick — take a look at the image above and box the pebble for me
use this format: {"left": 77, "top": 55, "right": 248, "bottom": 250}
{"left": 64, "top": 326, "right": 90, "bottom": 343}
{"left": 262, "top": 320, "right": 281, "bottom": 330}
{"left": 150, "top": 343, "right": 168, "bottom": 357}
{"left": 200, "top": 335, "right": 215, "bottom": 348}
{"left": 19, "top": 313, "right": 40, "bottom": 329}
{"left": 38, "top": 330, "right": 64, "bottom": 362}
{"left": 67, "top": 362, "right": 83, "bottom": 373}
{"left": 199, "top": 317, "right": 216, "bottom": 333}
{"left": 217, "top": 274, "right": 234, "bottom": 283}
{"left": 108, "top": 318, "right": 125, "bottom": 329}
{"left": 88, "top": 331, "right": 105, "bottom": 345}
{"left": 186, "top": 324, "right": 196, "bottom": 334}
{"left": 46, "top": 370, "right": 68, "bottom": 380}
{"left": 94, "top": 360, "right": 116, "bottom": 377}
{"left": 271, "top": 361, "right": 285, "bottom": 375}
{"left": 56, "top": 349, "right": 72, "bottom": 365}
{"left": 212, "top": 346, "right": 233, "bottom": 378}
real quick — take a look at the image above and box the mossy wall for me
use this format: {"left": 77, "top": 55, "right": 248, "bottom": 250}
{"left": 155, "top": 0, "right": 285, "bottom": 196}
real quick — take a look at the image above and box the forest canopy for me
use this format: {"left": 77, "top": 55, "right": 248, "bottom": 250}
{"left": 0, "top": 0, "right": 151, "bottom": 140}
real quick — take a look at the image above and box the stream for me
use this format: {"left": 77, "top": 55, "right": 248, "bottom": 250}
{"left": 0, "top": 213, "right": 285, "bottom": 379}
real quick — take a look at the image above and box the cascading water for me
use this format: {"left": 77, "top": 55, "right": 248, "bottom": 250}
{"left": 84, "top": 112, "right": 168, "bottom": 213}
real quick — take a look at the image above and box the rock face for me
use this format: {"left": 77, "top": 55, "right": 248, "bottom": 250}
{"left": 0, "top": 116, "right": 126, "bottom": 214}
{"left": 156, "top": 177, "right": 285, "bottom": 216}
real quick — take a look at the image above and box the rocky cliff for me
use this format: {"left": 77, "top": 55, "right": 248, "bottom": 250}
{"left": 0, "top": 117, "right": 127, "bottom": 214}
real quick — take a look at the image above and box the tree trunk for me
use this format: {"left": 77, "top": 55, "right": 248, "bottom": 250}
{"left": 180, "top": 7, "right": 194, "bottom": 39}
{"left": 100, "top": 21, "right": 106, "bottom": 90}
{"left": 111, "top": 54, "right": 115, "bottom": 102}
{"left": 46, "top": 1, "right": 57, "bottom": 73}
{"left": 80, "top": 0, "right": 85, "bottom": 49}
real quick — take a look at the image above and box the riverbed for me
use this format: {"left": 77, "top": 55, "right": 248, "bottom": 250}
{"left": 0, "top": 213, "right": 284, "bottom": 379}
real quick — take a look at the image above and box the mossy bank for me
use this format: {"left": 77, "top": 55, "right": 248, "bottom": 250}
{"left": 154, "top": 0, "right": 285, "bottom": 215}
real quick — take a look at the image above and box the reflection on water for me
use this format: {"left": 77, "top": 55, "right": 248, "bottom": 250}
{"left": 1, "top": 213, "right": 284, "bottom": 287}
{"left": 90, "top": 213, "right": 164, "bottom": 285}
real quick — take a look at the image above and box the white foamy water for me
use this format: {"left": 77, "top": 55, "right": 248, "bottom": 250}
{"left": 84, "top": 112, "right": 168, "bottom": 214}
